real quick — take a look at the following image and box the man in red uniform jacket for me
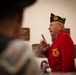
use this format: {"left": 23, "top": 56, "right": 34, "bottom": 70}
{"left": 40, "top": 13, "right": 75, "bottom": 72}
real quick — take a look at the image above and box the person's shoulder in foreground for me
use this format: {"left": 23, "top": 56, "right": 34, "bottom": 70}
{"left": 0, "top": 39, "right": 39, "bottom": 75}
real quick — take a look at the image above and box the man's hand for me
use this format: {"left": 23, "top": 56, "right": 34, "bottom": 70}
{"left": 40, "top": 34, "right": 48, "bottom": 50}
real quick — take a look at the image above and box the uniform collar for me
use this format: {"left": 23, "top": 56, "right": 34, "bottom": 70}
{"left": 53, "top": 30, "right": 65, "bottom": 41}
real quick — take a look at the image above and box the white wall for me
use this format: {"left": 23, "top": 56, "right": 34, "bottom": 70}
{"left": 22, "top": 0, "right": 76, "bottom": 67}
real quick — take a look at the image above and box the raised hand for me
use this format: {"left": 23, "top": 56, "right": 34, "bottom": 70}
{"left": 40, "top": 34, "right": 48, "bottom": 49}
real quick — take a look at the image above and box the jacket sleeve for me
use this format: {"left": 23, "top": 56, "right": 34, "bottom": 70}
{"left": 42, "top": 47, "right": 50, "bottom": 58}
{"left": 60, "top": 34, "right": 75, "bottom": 72}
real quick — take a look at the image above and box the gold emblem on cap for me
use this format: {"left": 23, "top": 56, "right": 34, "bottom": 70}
{"left": 53, "top": 16, "right": 58, "bottom": 20}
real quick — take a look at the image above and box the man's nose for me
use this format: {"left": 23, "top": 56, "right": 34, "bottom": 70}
{"left": 48, "top": 26, "right": 51, "bottom": 30}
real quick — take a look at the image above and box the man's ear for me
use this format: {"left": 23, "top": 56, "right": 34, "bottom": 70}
{"left": 58, "top": 22, "right": 64, "bottom": 30}
{"left": 59, "top": 25, "right": 64, "bottom": 31}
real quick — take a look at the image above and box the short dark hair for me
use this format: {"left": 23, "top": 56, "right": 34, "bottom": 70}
{"left": 40, "top": 60, "right": 48, "bottom": 69}
{"left": 0, "top": 0, "right": 36, "bottom": 20}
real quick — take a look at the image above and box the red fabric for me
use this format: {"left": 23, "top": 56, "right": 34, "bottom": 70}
{"left": 42, "top": 31, "right": 75, "bottom": 72}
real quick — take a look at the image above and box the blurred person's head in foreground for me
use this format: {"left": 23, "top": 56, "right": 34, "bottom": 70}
{"left": 0, "top": 0, "right": 36, "bottom": 53}
{"left": 0, "top": 0, "right": 36, "bottom": 38}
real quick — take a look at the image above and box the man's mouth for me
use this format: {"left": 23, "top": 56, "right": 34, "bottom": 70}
{"left": 50, "top": 31, "right": 52, "bottom": 32}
